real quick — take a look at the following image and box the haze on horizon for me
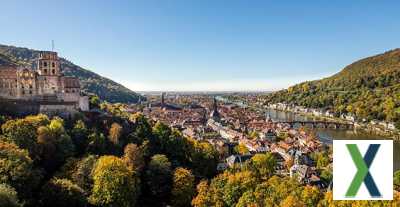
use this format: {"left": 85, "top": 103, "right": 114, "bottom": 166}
{"left": 1, "top": 1, "right": 400, "bottom": 92}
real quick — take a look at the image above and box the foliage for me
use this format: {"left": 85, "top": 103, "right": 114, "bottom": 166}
{"left": 36, "top": 117, "right": 75, "bottom": 172}
{"left": 40, "top": 178, "right": 87, "bottom": 207}
{"left": 123, "top": 143, "right": 145, "bottom": 173}
{"left": 0, "top": 141, "right": 41, "bottom": 200}
{"left": 395, "top": 170, "right": 400, "bottom": 191}
{"left": 90, "top": 155, "right": 140, "bottom": 207}
{"left": 234, "top": 143, "right": 250, "bottom": 155}
{"left": 70, "top": 120, "right": 89, "bottom": 155}
{"left": 145, "top": 154, "right": 172, "bottom": 201}
{"left": 262, "top": 49, "right": 400, "bottom": 124}
{"left": 0, "top": 184, "right": 22, "bottom": 207}
{"left": 171, "top": 167, "right": 195, "bottom": 207}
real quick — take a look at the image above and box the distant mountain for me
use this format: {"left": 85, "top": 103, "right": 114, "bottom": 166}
{"left": 262, "top": 49, "right": 400, "bottom": 123}
{"left": 0, "top": 44, "right": 143, "bottom": 103}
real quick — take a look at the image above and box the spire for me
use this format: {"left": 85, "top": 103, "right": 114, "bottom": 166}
{"left": 161, "top": 92, "right": 165, "bottom": 107}
{"left": 210, "top": 96, "right": 220, "bottom": 120}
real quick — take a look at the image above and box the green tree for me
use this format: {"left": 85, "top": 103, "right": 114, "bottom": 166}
{"left": 171, "top": 167, "right": 195, "bottom": 207}
{"left": 87, "top": 132, "right": 107, "bottom": 155}
{"left": 36, "top": 118, "right": 75, "bottom": 172}
{"left": 0, "top": 184, "right": 22, "bottom": 207}
{"left": 70, "top": 120, "right": 89, "bottom": 155}
{"left": 90, "top": 156, "right": 140, "bottom": 207}
{"left": 0, "top": 141, "right": 41, "bottom": 200}
{"left": 394, "top": 170, "right": 400, "bottom": 191}
{"left": 40, "top": 178, "right": 87, "bottom": 207}
{"left": 145, "top": 154, "right": 172, "bottom": 200}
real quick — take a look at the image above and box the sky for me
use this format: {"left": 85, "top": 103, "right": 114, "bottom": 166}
{"left": 1, "top": 1, "right": 400, "bottom": 91}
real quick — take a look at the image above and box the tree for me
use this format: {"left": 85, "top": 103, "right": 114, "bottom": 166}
{"left": 1, "top": 114, "right": 50, "bottom": 157}
{"left": 301, "top": 185, "right": 321, "bottom": 207}
{"left": 191, "top": 180, "right": 212, "bottom": 207}
{"left": 0, "top": 184, "right": 22, "bottom": 207}
{"left": 87, "top": 132, "right": 107, "bottom": 155}
{"left": 70, "top": 120, "right": 89, "bottom": 155}
{"left": 0, "top": 141, "right": 41, "bottom": 200}
{"left": 109, "top": 122, "right": 123, "bottom": 146}
{"left": 145, "top": 154, "right": 172, "bottom": 201}
{"left": 71, "top": 155, "right": 99, "bottom": 193}
{"left": 234, "top": 143, "right": 249, "bottom": 155}
{"left": 280, "top": 195, "right": 304, "bottom": 207}
{"left": 123, "top": 143, "right": 145, "bottom": 173}
{"left": 40, "top": 178, "right": 87, "bottom": 207}
{"left": 171, "top": 168, "right": 195, "bottom": 207}
{"left": 36, "top": 118, "right": 75, "bottom": 172}
{"left": 394, "top": 170, "right": 400, "bottom": 191}
{"left": 89, "top": 95, "right": 101, "bottom": 109}
{"left": 90, "top": 156, "right": 140, "bottom": 207}
{"left": 250, "top": 153, "right": 276, "bottom": 179}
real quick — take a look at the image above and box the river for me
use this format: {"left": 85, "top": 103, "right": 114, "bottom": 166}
{"left": 217, "top": 97, "right": 400, "bottom": 171}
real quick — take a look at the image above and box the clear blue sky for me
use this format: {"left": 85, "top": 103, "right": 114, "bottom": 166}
{"left": 1, "top": 1, "right": 399, "bottom": 91}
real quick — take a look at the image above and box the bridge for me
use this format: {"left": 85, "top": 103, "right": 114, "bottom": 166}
{"left": 274, "top": 120, "right": 354, "bottom": 129}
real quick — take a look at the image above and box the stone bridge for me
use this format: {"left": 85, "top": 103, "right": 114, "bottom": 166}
{"left": 274, "top": 121, "right": 354, "bottom": 129}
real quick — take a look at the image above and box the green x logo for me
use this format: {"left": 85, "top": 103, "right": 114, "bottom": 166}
{"left": 345, "top": 144, "right": 381, "bottom": 197}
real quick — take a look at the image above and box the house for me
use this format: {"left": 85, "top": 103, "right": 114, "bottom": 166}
{"left": 226, "top": 154, "right": 253, "bottom": 168}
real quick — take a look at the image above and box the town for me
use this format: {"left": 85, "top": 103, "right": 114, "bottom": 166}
{"left": 127, "top": 92, "right": 333, "bottom": 190}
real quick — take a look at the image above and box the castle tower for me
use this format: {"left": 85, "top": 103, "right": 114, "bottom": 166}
{"left": 36, "top": 51, "right": 61, "bottom": 95}
{"left": 37, "top": 51, "right": 60, "bottom": 76}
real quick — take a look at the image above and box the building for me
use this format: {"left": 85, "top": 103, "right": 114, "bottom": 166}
{"left": 0, "top": 51, "right": 89, "bottom": 116}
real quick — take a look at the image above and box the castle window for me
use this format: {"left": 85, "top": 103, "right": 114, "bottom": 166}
{"left": 52, "top": 62, "right": 55, "bottom": 67}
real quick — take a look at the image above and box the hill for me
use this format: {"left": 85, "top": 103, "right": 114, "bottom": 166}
{"left": 262, "top": 49, "right": 400, "bottom": 123}
{"left": 0, "top": 44, "right": 143, "bottom": 103}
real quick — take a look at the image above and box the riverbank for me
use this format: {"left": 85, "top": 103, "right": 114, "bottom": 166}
{"left": 261, "top": 105, "right": 400, "bottom": 141}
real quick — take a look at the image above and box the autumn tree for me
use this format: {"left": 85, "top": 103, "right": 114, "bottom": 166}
{"left": 191, "top": 180, "right": 212, "bottom": 207}
{"left": 250, "top": 153, "right": 276, "bottom": 179}
{"left": 123, "top": 143, "right": 145, "bottom": 173}
{"left": 109, "top": 122, "right": 123, "bottom": 146}
{"left": 0, "top": 141, "right": 41, "bottom": 200}
{"left": 171, "top": 167, "right": 195, "bottom": 207}
{"left": 90, "top": 156, "right": 140, "bottom": 207}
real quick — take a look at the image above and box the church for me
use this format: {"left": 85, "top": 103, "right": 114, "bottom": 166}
{"left": 0, "top": 51, "right": 89, "bottom": 116}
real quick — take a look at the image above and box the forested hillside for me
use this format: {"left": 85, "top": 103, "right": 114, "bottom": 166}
{"left": 0, "top": 44, "right": 143, "bottom": 103}
{"left": 1, "top": 103, "right": 399, "bottom": 207}
{"left": 262, "top": 49, "right": 400, "bottom": 124}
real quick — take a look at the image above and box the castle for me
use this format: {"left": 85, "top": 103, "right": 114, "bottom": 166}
{"left": 0, "top": 51, "right": 89, "bottom": 116}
